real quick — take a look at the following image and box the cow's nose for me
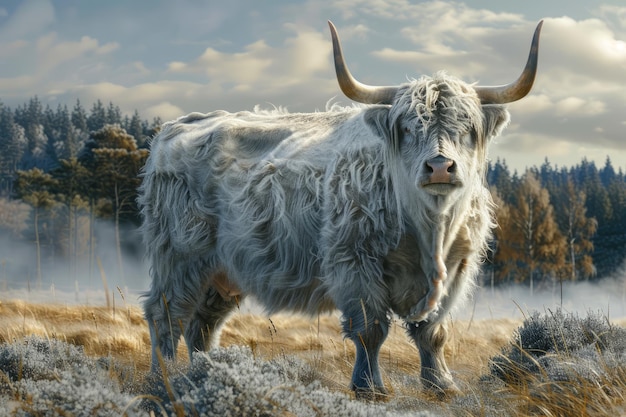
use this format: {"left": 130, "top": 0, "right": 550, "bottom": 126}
{"left": 425, "top": 156, "right": 455, "bottom": 183}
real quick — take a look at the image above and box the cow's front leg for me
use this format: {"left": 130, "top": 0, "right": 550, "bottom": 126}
{"left": 144, "top": 289, "right": 189, "bottom": 371}
{"left": 341, "top": 305, "right": 390, "bottom": 400}
{"left": 406, "top": 319, "right": 459, "bottom": 396}
{"left": 184, "top": 286, "right": 240, "bottom": 358}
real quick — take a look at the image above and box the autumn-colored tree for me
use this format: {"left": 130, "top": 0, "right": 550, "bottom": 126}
{"left": 505, "top": 171, "right": 567, "bottom": 294}
{"left": 489, "top": 187, "right": 516, "bottom": 286}
{"left": 552, "top": 178, "right": 597, "bottom": 281}
{"left": 14, "top": 168, "right": 58, "bottom": 287}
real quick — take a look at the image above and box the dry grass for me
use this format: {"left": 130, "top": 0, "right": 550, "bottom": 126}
{"left": 0, "top": 299, "right": 516, "bottom": 393}
{"left": 0, "top": 298, "right": 624, "bottom": 416}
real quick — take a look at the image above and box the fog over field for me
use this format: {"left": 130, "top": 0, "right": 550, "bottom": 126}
{"left": 0, "top": 222, "right": 149, "bottom": 304}
{"left": 1, "top": 221, "right": 624, "bottom": 322}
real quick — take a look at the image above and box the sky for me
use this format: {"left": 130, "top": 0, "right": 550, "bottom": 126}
{"left": 0, "top": 0, "right": 625, "bottom": 173}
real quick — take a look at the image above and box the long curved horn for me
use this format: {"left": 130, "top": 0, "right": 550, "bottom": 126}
{"left": 328, "top": 21, "right": 398, "bottom": 104}
{"left": 474, "top": 21, "right": 543, "bottom": 104}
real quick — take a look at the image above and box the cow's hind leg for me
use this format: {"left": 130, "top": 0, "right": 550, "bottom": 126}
{"left": 406, "top": 320, "right": 459, "bottom": 396}
{"left": 184, "top": 287, "right": 240, "bottom": 359}
{"left": 144, "top": 288, "right": 196, "bottom": 371}
{"left": 144, "top": 260, "right": 207, "bottom": 371}
{"left": 341, "top": 306, "right": 390, "bottom": 400}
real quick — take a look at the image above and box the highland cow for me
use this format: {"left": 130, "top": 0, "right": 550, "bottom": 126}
{"left": 139, "top": 21, "right": 543, "bottom": 397}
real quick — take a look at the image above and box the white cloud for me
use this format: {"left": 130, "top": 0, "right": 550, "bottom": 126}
{"left": 166, "top": 25, "right": 331, "bottom": 93}
{"left": 144, "top": 102, "right": 184, "bottom": 121}
{"left": 594, "top": 5, "right": 626, "bottom": 38}
{"left": 0, "top": 75, "right": 35, "bottom": 94}
{"left": 33, "top": 33, "right": 119, "bottom": 74}
{"left": 537, "top": 17, "right": 626, "bottom": 85}
{"left": 283, "top": 24, "right": 329, "bottom": 78}
{"left": 169, "top": 40, "right": 273, "bottom": 85}
{"left": 555, "top": 97, "right": 605, "bottom": 117}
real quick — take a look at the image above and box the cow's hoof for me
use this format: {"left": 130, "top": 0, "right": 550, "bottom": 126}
{"left": 353, "top": 386, "right": 390, "bottom": 402}
{"left": 423, "top": 380, "right": 461, "bottom": 400}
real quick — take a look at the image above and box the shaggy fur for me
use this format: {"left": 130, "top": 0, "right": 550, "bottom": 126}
{"left": 139, "top": 71, "right": 510, "bottom": 397}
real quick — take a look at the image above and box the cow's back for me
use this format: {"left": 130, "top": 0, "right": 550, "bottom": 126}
{"left": 140, "top": 107, "right": 383, "bottom": 314}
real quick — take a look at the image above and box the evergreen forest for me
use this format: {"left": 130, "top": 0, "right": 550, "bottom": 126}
{"left": 0, "top": 97, "right": 624, "bottom": 294}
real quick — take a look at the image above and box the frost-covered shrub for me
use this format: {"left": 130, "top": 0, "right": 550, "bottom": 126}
{"left": 150, "top": 345, "right": 438, "bottom": 417}
{"left": 0, "top": 336, "right": 90, "bottom": 382}
{"left": 490, "top": 309, "right": 626, "bottom": 385}
{"left": 0, "top": 338, "right": 446, "bottom": 416}
{"left": 0, "top": 337, "right": 144, "bottom": 416}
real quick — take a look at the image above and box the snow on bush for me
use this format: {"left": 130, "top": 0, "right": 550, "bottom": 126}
{"left": 149, "top": 345, "right": 438, "bottom": 417}
{"left": 490, "top": 308, "right": 626, "bottom": 386}
{"left": 0, "top": 336, "right": 144, "bottom": 416}
{"left": 0, "top": 337, "right": 441, "bottom": 416}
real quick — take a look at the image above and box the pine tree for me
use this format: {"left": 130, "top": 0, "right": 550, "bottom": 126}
{"left": 14, "top": 168, "right": 58, "bottom": 288}
{"left": 106, "top": 102, "right": 122, "bottom": 125}
{"left": 51, "top": 158, "right": 91, "bottom": 281}
{"left": 87, "top": 100, "right": 107, "bottom": 132}
{"left": 577, "top": 159, "right": 613, "bottom": 225}
{"left": 71, "top": 99, "right": 88, "bottom": 133}
{"left": 16, "top": 97, "right": 51, "bottom": 170}
{"left": 600, "top": 156, "right": 616, "bottom": 187}
{"left": 80, "top": 125, "right": 149, "bottom": 283}
{"left": 0, "top": 103, "right": 26, "bottom": 196}
{"left": 127, "top": 110, "right": 145, "bottom": 147}
{"left": 487, "top": 159, "right": 515, "bottom": 203}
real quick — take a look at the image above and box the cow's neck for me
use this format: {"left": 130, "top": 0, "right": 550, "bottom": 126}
{"left": 404, "top": 194, "right": 469, "bottom": 250}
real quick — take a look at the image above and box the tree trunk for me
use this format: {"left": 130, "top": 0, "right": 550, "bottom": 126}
{"left": 34, "top": 207, "right": 41, "bottom": 289}
{"left": 114, "top": 182, "right": 125, "bottom": 284}
{"left": 89, "top": 198, "right": 95, "bottom": 284}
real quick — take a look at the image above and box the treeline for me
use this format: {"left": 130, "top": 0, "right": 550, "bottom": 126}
{"left": 0, "top": 97, "right": 160, "bottom": 196}
{"left": 0, "top": 97, "right": 157, "bottom": 287}
{"left": 485, "top": 158, "right": 626, "bottom": 291}
{"left": 0, "top": 97, "right": 624, "bottom": 291}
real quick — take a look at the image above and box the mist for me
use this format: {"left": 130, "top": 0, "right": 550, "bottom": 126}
{"left": 1, "top": 223, "right": 625, "bottom": 322}
{"left": 0, "top": 220, "right": 149, "bottom": 306}
{"left": 456, "top": 271, "right": 626, "bottom": 321}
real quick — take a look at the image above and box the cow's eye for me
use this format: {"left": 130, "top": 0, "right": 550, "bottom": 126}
{"left": 460, "top": 132, "right": 473, "bottom": 147}
{"left": 402, "top": 126, "right": 414, "bottom": 142}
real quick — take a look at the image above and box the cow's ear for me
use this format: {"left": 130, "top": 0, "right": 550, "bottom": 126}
{"left": 482, "top": 106, "right": 510, "bottom": 139}
{"left": 364, "top": 106, "right": 392, "bottom": 138}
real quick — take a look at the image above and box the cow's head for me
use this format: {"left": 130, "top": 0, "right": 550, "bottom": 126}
{"left": 329, "top": 21, "right": 542, "bottom": 206}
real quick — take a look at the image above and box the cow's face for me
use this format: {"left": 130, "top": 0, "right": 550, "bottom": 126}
{"left": 328, "top": 20, "right": 540, "bottom": 207}
{"left": 391, "top": 76, "right": 510, "bottom": 205}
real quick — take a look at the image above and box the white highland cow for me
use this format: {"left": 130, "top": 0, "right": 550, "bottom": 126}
{"left": 139, "top": 21, "right": 543, "bottom": 398}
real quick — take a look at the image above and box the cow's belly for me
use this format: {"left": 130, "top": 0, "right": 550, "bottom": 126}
{"left": 215, "top": 163, "right": 331, "bottom": 314}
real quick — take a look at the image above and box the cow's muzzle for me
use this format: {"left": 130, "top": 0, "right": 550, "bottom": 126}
{"left": 421, "top": 156, "right": 460, "bottom": 195}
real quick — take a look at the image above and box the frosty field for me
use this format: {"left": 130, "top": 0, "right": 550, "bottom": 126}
{"left": 0, "top": 296, "right": 625, "bottom": 416}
